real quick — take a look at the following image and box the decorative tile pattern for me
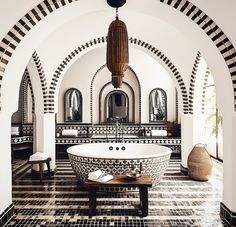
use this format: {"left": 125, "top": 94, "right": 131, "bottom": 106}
{"left": 55, "top": 124, "right": 181, "bottom": 156}
{"left": 56, "top": 124, "right": 90, "bottom": 135}
{"left": 0, "top": 203, "right": 14, "bottom": 227}
{"left": 7, "top": 158, "right": 227, "bottom": 226}
{"left": 22, "top": 124, "right": 33, "bottom": 136}
{"left": 32, "top": 51, "right": 49, "bottom": 113}
{"left": 56, "top": 138, "right": 90, "bottom": 144}
{"left": 56, "top": 124, "right": 169, "bottom": 136}
{"left": 11, "top": 136, "right": 32, "bottom": 144}
{"left": 188, "top": 51, "right": 202, "bottom": 114}
{"left": 220, "top": 202, "right": 236, "bottom": 226}
{"left": 68, "top": 152, "right": 171, "bottom": 185}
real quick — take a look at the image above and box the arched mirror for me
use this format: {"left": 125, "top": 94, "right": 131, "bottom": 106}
{"left": 64, "top": 88, "right": 82, "bottom": 122}
{"left": 106, "top": 91, "right": 128, "bottom": 123}
{"left": 149, "top": 88, "right": 167, "bottom": 123}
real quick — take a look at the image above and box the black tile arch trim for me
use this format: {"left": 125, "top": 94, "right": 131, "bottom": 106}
{"left": 201, "top": 67, "right": 211, "bottom": 114}
{"left": 159, "top": 0, "right": 236, "bottom": 109}
{"left": 25, "top": 69, "right": 35, "bottom": 115}
{"left": 49, "top": 37, "right": 188, "bottom": 115}
{"left": 0, "top": 203, "right": 14, "bottom": 227}
{"left": 220, "top": 202, "right": 236, "bottom": 226}
{"left": 90, "top": 65, "right": 106, "bottom": 123}
{"left": 32, "top": 51, "right": 48, "bottom": 113}
{"left": 21, "top": 69, "right": 35, "bottom": 124}
{"left": 0, "top": 0, "right": 236, "bottom": 112}
{"left": 128, "top": 66, "right": 142, "bottom": 122}
{"left": 188, "top": 51, "right": 202, "bottom": 114}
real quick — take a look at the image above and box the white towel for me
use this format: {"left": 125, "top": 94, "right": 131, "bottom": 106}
{"left": 11, "top": 131, "right": 20, "bottom": 136}
{"left": 88, "top": 170, "right": 103, "bottom": 180}
{"left": 29, "top": 152, "right": 49, "bottom": 161}
{"left": 11, "top": 127, "right": 20, "bottom": 136}
{"left": 151, "top": 129, "right": 167, "bottom": 136}
{"left": 61, "top": 129, "right": 78, "bottom": 137}
{"left": 89, "top": 174, "right": 113, "bottom": 183}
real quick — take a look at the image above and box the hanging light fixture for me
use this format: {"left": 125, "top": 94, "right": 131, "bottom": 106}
{"left": 106, "top": 0, "right": 129, "bottom": 88}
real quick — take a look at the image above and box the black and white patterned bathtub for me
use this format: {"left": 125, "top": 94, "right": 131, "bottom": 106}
{"left": 67, "top": 143, "right": 171, "bottom": 186}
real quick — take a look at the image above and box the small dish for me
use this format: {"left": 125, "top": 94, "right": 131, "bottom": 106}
{"left": 125, "top": 172, "right": 141, "bottom": 179}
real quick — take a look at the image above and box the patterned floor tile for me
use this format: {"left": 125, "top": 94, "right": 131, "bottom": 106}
{"left": 6, "top": 158, "right": 229, "bottom": 227}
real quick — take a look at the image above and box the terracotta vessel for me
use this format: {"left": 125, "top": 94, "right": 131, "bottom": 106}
{"left": 187, "top": 144, "right": 212, "bottom": 181}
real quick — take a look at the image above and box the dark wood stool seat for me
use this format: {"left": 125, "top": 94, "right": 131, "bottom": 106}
{"left": 28, "top": 157, "right": 51, "bottom": 183}
{"left": 85, "top": 175, "right": 152, "bottom": 217}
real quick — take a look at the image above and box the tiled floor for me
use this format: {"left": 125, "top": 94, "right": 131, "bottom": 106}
{"left": 7, "top": 158, "right": 227, "bottom": 227}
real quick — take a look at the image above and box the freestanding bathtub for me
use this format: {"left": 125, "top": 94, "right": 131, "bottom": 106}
{"left": 67, "top": 143, "right": 171, "bottom": 186}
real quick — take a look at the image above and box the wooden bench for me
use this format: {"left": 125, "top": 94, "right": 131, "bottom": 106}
{"left": 85, "top": 175, "right": 152, "bottom": 217}
{"left": 28, "top": 157, "right": 51, "bottom": 183}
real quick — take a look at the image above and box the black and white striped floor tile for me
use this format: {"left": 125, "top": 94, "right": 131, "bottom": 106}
{"left": 7, "top": 159, "right": 227, "bottom": 227}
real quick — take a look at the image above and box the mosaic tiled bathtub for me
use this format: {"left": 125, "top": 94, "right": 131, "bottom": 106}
{"left": 67, "top": 143, "right": 171, "bottom": 186}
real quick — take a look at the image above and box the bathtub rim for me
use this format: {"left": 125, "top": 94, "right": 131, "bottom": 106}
{"left": 67, "top": 143, "right": 172, "bottom": 160}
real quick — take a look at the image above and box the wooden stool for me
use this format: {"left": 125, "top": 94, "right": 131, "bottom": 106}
{"left": 28, "top": 157, "right": 51, "bottom": 183}
{"left": 85, "top": 175, "right": 152, "bottom": 217}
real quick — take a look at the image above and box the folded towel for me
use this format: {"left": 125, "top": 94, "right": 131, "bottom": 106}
{"left": 11, "top": 127, "right": 20, "bottom": 136}
{"left": 88, "top": 170, "right": 103, "bottom": 180}
{"left": 29, "top": 152, "right": 49, "bottom": 161}
{"left": 11, "top": 128, "right": 20, "bottom": 132}
{"left": 151, "top": 129, "right": 167, "bottom": 136}
{"left": 11, "top": 131, "right": 20, "bottom": 136}
{"left": 89, "top": 174, "right": 113, "bottom": 183}
{"left": 61, "top": 129, "right": 78, "bottom": 137}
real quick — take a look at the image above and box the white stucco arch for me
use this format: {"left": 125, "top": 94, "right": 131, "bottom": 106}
{"left": 0, "top": 0, "right": 234, "bottom": 115}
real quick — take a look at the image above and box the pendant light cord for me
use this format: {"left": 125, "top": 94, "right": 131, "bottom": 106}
{"left": 116, "top": 8, "right": 119, "bottom": 20}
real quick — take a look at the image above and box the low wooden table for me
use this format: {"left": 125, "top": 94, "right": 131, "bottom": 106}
{"left": 85, "top": 175, "right": 152, "bottom": 217}
{"left": 28, "top": 157, "right": 51, "bottom": 183}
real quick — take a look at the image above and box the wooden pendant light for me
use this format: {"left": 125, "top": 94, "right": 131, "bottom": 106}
{"left": 106, "top": 13, "right": 129, "bottom": 88}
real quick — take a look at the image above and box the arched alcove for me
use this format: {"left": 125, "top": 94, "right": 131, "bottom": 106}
{"left": 64, "top": 88, "right": 82, "bottom": 122}
{"left": 91, "top": 64, "right": 140, "bottom": 124}
{"left": 105, "top": 90, "right": 129, "bottom": 123}
{"left": 99, "top": 82, "right": 135, "bottom": 123}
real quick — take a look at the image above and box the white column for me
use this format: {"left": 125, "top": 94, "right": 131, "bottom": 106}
{"left": 181, "top": 113, "right": 194, "bottom": 169}
{"left": 0, "top": 112, "right": 12, "bottom": 213}
{"left": 193, "top": 112, "right": 205, "bottom": 144}
{"left": 34, "top": 112, "right": 56, "bottom": 170}
{"left": 222, "top": 113, "right": 236, "bottom": 213}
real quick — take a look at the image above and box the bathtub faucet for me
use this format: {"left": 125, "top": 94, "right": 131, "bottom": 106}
{"left": 113, "top": 116, "right": 123, "bottom": 142}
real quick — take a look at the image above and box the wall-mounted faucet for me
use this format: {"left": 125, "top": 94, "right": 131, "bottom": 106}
{"left": 113, "top": 116, "right": 124, "bottom": 142}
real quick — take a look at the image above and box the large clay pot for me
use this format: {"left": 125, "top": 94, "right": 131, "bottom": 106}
{"left": 187, "top": 144, "right": 212, "bottom": 181}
